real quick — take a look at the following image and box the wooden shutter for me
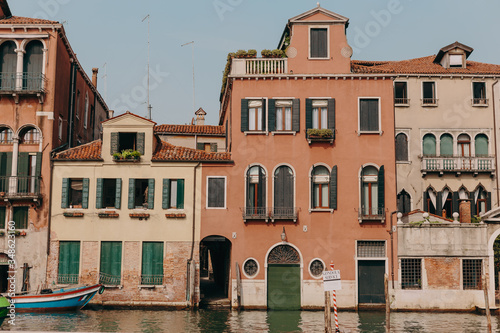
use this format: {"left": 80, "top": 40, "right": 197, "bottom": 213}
{"left": 469, "top": 192, "right": 476, "bottom": 217}
{"left": 13, "top": 206, "right": 28, "bottom": 229}
{"left": 196, "top": 142, "right": 204, "bottom": 150}
{"left": 0, "top": 152, "right": 12, "bottom": 176}
{"left": 225, "top": 119, "right": 228, "bottom": 151}
{"left": 110, "top": 132, "right": 118, "bottom": 154}
{"left": 435, "top": 192, "right": 442, "bottom": 216}
{"left": 0, "top": 207, "right": 5, "bottom": 229}
{"left": 261, "top": 99, "right": 267, "bottom": 131}
{"left": 487, "top": 192, "right": 492, "bottom": 211}
{"left": 452, "top": 192, "right": 459, "bottom": 213}
{"left": 396, "top": 134, "right": 409, "bottom": 161}
{"left": 177, "top": 179, "right": 185, "bottom": 209}
{"left": 305, "top": 99, "right": 312, "bottom": 134}
{"left": 162, "top": 179, "right": 170, "bottom": 209}
{"left": 330, "top": 165, "right": 337, "bottom": 210}
{"left": 327, "top": 99, "right": 335, "bottom": 139}
{"left": 377, "top": 166, "right": 385, "bottom": 213}
{"left": 58, "top": 241, "right": 80, "bottom": 282}
{"left": 208, "top": 178, "right": 224, "bottom": 208}
{"left": 257, "top": 167, "right": 265, "bottom": 208}
{"left": 292, "top": 99, "right": 300, "bottom": 132}
{"left": 268, "top": 99, "right": 276, "bottom": 132}
{"left": 17, "top": 152, "right": 29, "bottom": 176}
{"left": 61, "top": 178, "right": 69, "bottom": 208}
{"left": 96, "top": 178, "right": 103, "bottom": 209}
{"left": 137, "top": 132, "right": 145, "bottom": 155}
{"left": 82, "top": 178, "right": 89, "bottom": 209}
{"left": 210, "top": 143, "right": 217, "bottom": 152}
{"left": 423, "top": 191, "right": 428, "bottom": 211}
{"left": 142, "top": 242, "right": 163, "bottom": 284}
{"left": 115, "top": 178, "right": 122, "bottom": 209}
{"left": 310, "top": 28, "right": 327, "bottom": 58}
{"left": 148, "top": 179, "right": 155, "bottom": 209}
{"left": 100, "top": 241, "right": 122, "bottom": 284}
{"left": 35, "top": 152, "right": 42, "bottom": 176}
{"left": 128, "top": 179, "right": 135, "bottom": 209}
{"left": 241, "top": 99, "right": 249, "bottom": 132}
{"left": 310, "top": 166, "right": 315, "bottom": 209}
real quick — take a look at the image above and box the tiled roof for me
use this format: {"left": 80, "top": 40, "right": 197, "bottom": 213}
{"left": 351, "top": 56, "right": 500, "bottom": 75}
{"left": 53, "top": 140, "right": 103, "bottom": 161}
{"left": 0, "top": 16, "right": 59, "bottom": 25}
{"left": 154, "top": 124, "right": 225, "bottom": 136}
{"left": 153, "top": 140, "right": 231, "bottom": 162}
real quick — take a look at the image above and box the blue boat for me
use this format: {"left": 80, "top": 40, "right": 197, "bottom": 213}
{"left": 10, "top": 284, "right": 104, "bottom": 312}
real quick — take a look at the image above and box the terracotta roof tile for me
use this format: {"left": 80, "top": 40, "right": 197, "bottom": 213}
{"left": 152, "top": 140, "right": 231, "bottom": 162}
{"left": 351, "top": 56, "right": 500, "bottom": 75}
{"left": 0, "top": 16, "right": 59, "bottom": 25}
{"left": 54, "top": 140, "right": 103, "bottom": 161}
{"left": 154, "top": 124, "right": 225, "bottom": 136}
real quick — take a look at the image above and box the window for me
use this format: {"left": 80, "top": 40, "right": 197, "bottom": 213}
{"left": 110, "top": 132, "right": 145, "bottom": 155}
{"left": 240, "top": 99, "right": 265, "bottom": 132}
{"left": 273, "top": 166, "right": 294, "bottom": 218}
{"left": 457, "top": 134, "right": 471, "bottom": 157}
{"left": 207, "top": 177, "right": 226, "bottom": 208}
{"left": 99, "top": 241, "right": 122, "bottom": 286}
{"left": 141, "top": 242, "right": 163, "bottom": 285}
{"left": 440, "top": 188, "right": 452, "bottom": 218}
{"left": 422, "top": 82, "right": 436, "bottom": 105}
{"left": 96, "top": 178, "right": 122, "bottom": 209}
{"left": 310, "top": 28, "right": 327, "bottom": 58}
{"left": 360, "top": 166, "right": 384, "bottom": 218}
{"left": 472, "top": 82, "right": 487, "bottom": 105}
{"left": 0, "top": 41, "right": 17, "bottom": 90}
{"left": 268, "top": 99, "right": 300, "bottom": 132}
{"left": 75, "top": 91, "right": 80, "bottom": 121}
{"left": 395, "top": 133, "right": 408, "bottom": 161}
{"left": 196, "top": 142, "right": 217, "bottom": 152}
{"left": 58, "top": 117, "right": 63, "bottom": 140}
{"left": 245, "top": 166, "right": 266, "bottom": 217}
{"left": 17, "top": 152, "right": 41, "bottom": 194}
{"left": 313, "top": 101, "right": 328, "bottom": 129}
{"left": 58, "top": 241, "right": 80, "bottom": 284}
{"left": 397, "top": 190, "right": 411, "bottom": 214}
{"left": 243, "top": 258, "right": 259, "bottom": 278}
{"left": 423, "top": 187, "right": 437, "bottom": 214}
{"left": 359, "top": 98, "right": 380, "bottom": 132}
{"left": 357, "top": 241, "right": 385, "bottom": 257}
{"left": 475, "top": 186, "right": 490, "bottom": 215}
{"left": 422, "top": 134, "right": 436, "bottom": 156}
{"left": 401, "top": 258, "right": 422, "bottom": 289}
{"left": 475, "top": 134, "right": 488, "bottom": 157}
{"left": 23, "top": 40, "right": 43, "bottom": 91}
{"left": 311, "top": 165, "right": 337, "bottom": 210}
{"left": 0, "top": 206, "right": 4, "bottom": 229}
{"left": 0, "top": 152, "right": 12, "bottom": 192}
{"left": 305, "top": 99, "right": 335, "bottom": 137}
{"left": 309, "top": 259, "right": 325, "bottom": 278}
{"left": 449, "top": 54, "right": 463, "bottom": 68}
{"left": 163, "top": 179, "right": 184, "bottom": 209}
{"left": 394, "top": 82, "right": 408, "bottom": 104}
{"left": 440, "top": 134, "right": 453, "bottom": 156}
{"left": 84, "top": 93, "right": 89, "bottom": 129}
{"left": 19, "top": 127, "right": 40, "bottom": 144}
{"left": 13, "top": 206, "right": 28, "bottom": 229}
{"left": 61, "top": 178, "right": 89, "bottom": 209}
{"left": 128, "top": 178, "right": 154, "bottom": 209}
{"left": 0, "top": 127, "right": 13, "bottom": 144}
{"left": 463, "top": 259, "right": 482, "bottom": 290}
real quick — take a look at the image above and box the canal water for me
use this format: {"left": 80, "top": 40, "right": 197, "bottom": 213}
{"left": 0, "top": 309, "right": 498, "bottom": 332}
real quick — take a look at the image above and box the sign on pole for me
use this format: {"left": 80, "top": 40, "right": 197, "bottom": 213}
{"left": 323, "top": 270, "right": 341, "bottom": 291}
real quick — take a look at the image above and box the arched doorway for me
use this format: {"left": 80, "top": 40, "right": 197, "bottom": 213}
{"left": 266, "top": 244, "right": 301, "bottom": 310}
{"left": 199, "top": 236, "right": 231, "bottom": 305}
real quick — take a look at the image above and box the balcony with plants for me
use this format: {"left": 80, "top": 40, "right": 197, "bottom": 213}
{"left": 112, "top": 149, "right": 141, "bottom": 162}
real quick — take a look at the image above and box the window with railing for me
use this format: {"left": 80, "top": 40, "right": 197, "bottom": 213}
{"left": 57, "top": 241, "right": 80, "bottom": 285}
{"left": 244, "top": 165, "right": 267, "bottom": 220}
{"left": 472, "top": 82, "right": 487, "bottom": 105}
{"left": 99, "top": 241, "right": 122, "bottom": 285}
{"left": 0, "top": 127, "right": 13, "bottom": 144}
{"left": 394, "top": 82, "right": 409, "bottom": 105}
{"left": 360, "top": 165, "right": 385, "bottom": 220}
{"left": 422, "top": 82, "right": 437, "bottom": 105}
{"left": 141, "top": 242, "right": 163, "bottom": 285}
{"left": 273, "top": 165, "right": 296, "bottom": 220}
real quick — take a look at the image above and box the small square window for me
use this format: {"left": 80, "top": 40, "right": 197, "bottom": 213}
{"left": 394, "top": 82, "right": 408, "bottom": 105}
{"left": 310, "top": 28, "right": 327, "bottom": 58}
{"left": 422, "top": 82, "right": 437, "bottom": 105}
{"left": 359, "top": 99, "right": 380, "bottom": 132}
{"left": 449, "top": 54, "right": 463, "bottom": 68}
{"left": 472, "top": 82, "right": 487, "bottom": 105}
{"left": 207, "top": 177, "right": 226, "bottom": 208}
{"left": 69, "top": 179, "right": 83, "bottom": 207}
{"left": 13, "top": 206, "right": 29, "bottom": 229}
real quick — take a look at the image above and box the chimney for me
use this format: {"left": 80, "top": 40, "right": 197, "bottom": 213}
{"left": 92, "top": 68, "right": 98, "bottom": 87}
{"left": 195, "top": 107, "right": 206, "bottom": 126}
{"left": 107, "top": 110, "right": 114, "bottom": 119}
{"left": 459, "top": 199, "right": 471, "bottom": 223}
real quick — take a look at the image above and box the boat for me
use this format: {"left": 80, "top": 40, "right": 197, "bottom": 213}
{"left": 0, "top": 297, "right": 9, "bottom": 325}
{"left": 10, "top": 284, "right": 104, "bottom": 312}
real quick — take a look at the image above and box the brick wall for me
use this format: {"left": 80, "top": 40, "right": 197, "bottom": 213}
{"left": 425, "top": 257, "right": 460, "bottom": 289}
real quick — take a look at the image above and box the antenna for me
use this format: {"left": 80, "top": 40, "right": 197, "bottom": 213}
{"left": 102, "top": 62, "right": 107, "bottom": 101}
{"left": 181, "top": 41, "right": 195, "bottom": 115}
{"left": 142, "top": 14, "right": 152, "bottom": 120}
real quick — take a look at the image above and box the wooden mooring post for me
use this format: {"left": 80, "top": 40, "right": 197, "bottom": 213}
{"left": 385, "top": 274, "right": 390, "bottom": 333}
{"left": 483, "top": 275, "right": 492, "bottom": 333}
{"left": 324, "top": 291, "right": 332, "bottom": 333}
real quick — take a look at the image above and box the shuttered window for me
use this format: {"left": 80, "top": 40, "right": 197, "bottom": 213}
{"left": 0, "top": 41, "right": 16, "bottom": 90}
{"left": 395, "top": 133, "right": 408, "bottom": 161}
{"left": 440, "top": 134, "right": 453, "bottom": 156}
{"left": 361, "top": 166, "right": 384, "bottom": 217}
{"left": 311, "top": 166, "right": 329, "bottom": 209}
{"left": 128, "top": 179, "right": 154, "bottom": 209}
{"left": 58, "top": 241, "right": 80, "bottom": 284}
{"left": 246, "top": 166, "right": 266, "bottom": 211}
{"left": 305, "top": 99, "right": 335, "bottom": 136}
{"left": 99, "top": 241, "right": 122, "bottom": 285}
{"left": 475, "top": 134, "right": 488, "bottom": 157}
{"left": 96, "top": 178, "right": 121, "bottom": 209}
{"left": 241, "top": 99, "right": 266, "bottom": 132}
{"left": 207, "top": 177, "right": 225, "bottom": 208}
{"left": 0, "top": 206, "right": 5, "bottom": 229}
{"left": 61, "top": 178, "right": 89, "bottom": 209}
{"left": 274, "top": 166, "right": 294, "bottom": 210}
{"left": 310, "top": 28, "right": 327, "bottom": 58}
{"left": 359, "top": 99, "right": 379, "bottom": 132}
{"left": 141, "top": 242, "right": 164, "bottom": 285}
{"left": 162, "top": 179, "right": 184, "bottom": 209}
{"left": 13, "top": 206, "right": 28, "bottom": 229}
{"left": 397, "top": 190, "right": 411, "bottom": 214}
{"left": 110, "top": 132, "right": 145, "bottom": 155}
{"left": 0, "top": 152, "right": 12, "bottom": 192}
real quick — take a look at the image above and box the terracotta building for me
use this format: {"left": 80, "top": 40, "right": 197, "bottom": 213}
{"left": 0, "top": 0, "right": 108, "bottom": 292}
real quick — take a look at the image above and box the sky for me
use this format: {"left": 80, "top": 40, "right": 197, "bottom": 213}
{"left": 12, "top": 0, "right": 500, "bottom": 126}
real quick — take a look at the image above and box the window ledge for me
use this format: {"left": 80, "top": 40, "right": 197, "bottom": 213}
{"left": 271, "top": 131, "right": 296, "bottom": 136}
{"left": 308, "top": 57, "right": 329, "bottom": 60}
{"left": 129, "top": 213, "right": 150, "bottom": 220}
{"left": 421, "top": 103, "right": 438, "bottom": 107}
{"left": 309, "top": 208, "right": 333, "bottom": 213}
{"left": 358, "top": 131, "right": 382, "bottom": 136}
{"left": 98, "top": 212, "right": 119, "bottom": 218}
{"left": 138, "top": 285, "right": 164, "bottom": 289}
{"left": 472, "top": 104, "right": 489, "bottom": 107}
{"left": 244, "top": 131, "right": 267, "bottom": 135}
{"left": 165, "top": 213, "right": 186, "bottom": 219}
{"left": 395, "top": 103, "right": 410, "bottom": 107}
{"left": 103, "top": 284, "right": 123, "bottom": 289}
{"left": 396, "top": 161, "right": 412, "bottom": 164}
{"left": 63, "top": 212, "right": 84, "bottom": 218}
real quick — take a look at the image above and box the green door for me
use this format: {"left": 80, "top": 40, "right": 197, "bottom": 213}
{"left": 358, "top": 260, "right": 385, "bottom": 304}
{"left": 267, "top": 264, "right": 300, "bottom": 310}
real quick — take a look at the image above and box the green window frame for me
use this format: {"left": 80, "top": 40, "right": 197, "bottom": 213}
{"left": 423, "top": 134, "right": 436, "bottom": 156}
{"left": 440, "top": 134, "right": 453, "bottom": 156}
{"left": 96, "top": 178, "right": 122, "bottom": 209}
{"left": 162, "top": 179, "right": 184, "bottom": 209}
{"left": 13, "top": 206, "right": 28, "bottom": 229}
{"left": 128, "top": 178, "right": 155, "bottom": 209}
{"left": 57, "top": 241, "right": 80, "bottom": 284}
{"left": 141, "top": 242, "right": 164, "bottom": 285}
{"left": 61, "top": 178, "right": 89, "bottom": 209}
{"left": 99, "top": 241, "right": 122, "bottom": 286}
{"left": 475, "top": 134, "right": 488, "bottom": 157}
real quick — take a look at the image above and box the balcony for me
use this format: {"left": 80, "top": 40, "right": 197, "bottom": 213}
{"left": 358, "top": 207, "right": 386, "bottom": 223}
{"left": 140, "top": 275, "right": 163, "bottom": 286}
{"left": 242, "top": 207, "right": 269, "bottom": 222}
{"left": 231, "top": 58, "right": 288, "bottom": 76}
{"left": 421, "top": 98, "right": 438, "bottom": 106}
{"left": 99, "top": 272, "right": 121, "bottom": 286}
{"left": 0, "top": 176, "right": 42, "bottom": 200}
{"left": 270, "top": 207, "right": 298, "bottom": 223}
{"left": 394, "top": 98, "right": 409, "bottom": 106}
{"left": 0, "top": 73, "right": 46, "bottom": 103}
{"left": 421, "top": 156, "right": 495, "bottom": 176}
{"left": 472, "top": 98, "right": 488, "bottom": 106}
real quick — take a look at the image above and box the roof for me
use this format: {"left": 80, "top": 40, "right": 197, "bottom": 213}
{"left": 288, "top": 5, "right": 349, "bottom": 24}
{"left": 351, "top": 56, "right": 500, "bottom": 75}
{"left": 53, "top": 140, "right": 103, "bottom": 161}
{"left": 434, "top": 41, "right": 473, "bottom": 63}
{"left": 154, "top": 124, "right": 225, "bottom": 136}
{"left": 0, "top": 0, "right": 11, "bottom": 19}
{"left": 0, "top": 16, "right": 59, "bottom": 25}
{"left": 152, "top": 140, "right": 231, "bottom": 162}
{"left": 103, "top": 111, "right": 156, "bottom": 125}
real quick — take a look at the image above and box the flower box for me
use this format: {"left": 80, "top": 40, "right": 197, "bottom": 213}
{"left": 165, "top": 213, "right": 186, "bottom": 219}
{"left": 63, "top": 212, "right": 84, "bottom": 218}
{"left": 130, "top": 213, "right": 150, "bottom": 220}
{"left": 98, "top": 213, "right": 119, "bottom": 218}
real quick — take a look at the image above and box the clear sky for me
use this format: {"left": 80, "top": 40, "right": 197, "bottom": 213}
{"left": 13, "top": 0, "right": 500, "bottom": 126}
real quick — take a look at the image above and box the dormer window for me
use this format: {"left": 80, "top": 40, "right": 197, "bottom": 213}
{"left": 110, "top": 132, "right": 145, "bottom": 155}
{"left": 310, "top": 28, "right": 328, "bottom": 58}
{"left": 449, "top": 54, "right": 463, "bottom": 68}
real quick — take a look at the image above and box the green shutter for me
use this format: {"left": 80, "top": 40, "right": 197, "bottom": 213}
{"left": 268, "top": 99, "right": 276, "bottom": 132}
{"left": 110, "top": 132, "right": 118, "bottom": 154}
{"left": 330, "top": 165, "right": 337, "bottom": 210}
{"left": 61, "top": 178, "right": 69, "bottom": 208}
{"left": 162, "top": 179, "right": 170, "bottom": 209}
{"left": 0, "top": 152, "right": 12, "bottom": 176}
{"left": 305, "top": 99, "right": 312, "bottom": 133}
{"left": 423, "top": 135, "right": 436, "bottom": 156}
{"left": 327, "top": 99, "right": 335, "bottom": 139}
{"left": 210, "top": 143, "right": 217, "bottom": 152}
{"left": 377, "top": 166, "right": 385, "bottom": 213}
{"left": 475, "top": 134, "right": 488, "bottom": 157}
{"left": 177, "top": 179, "right": 184, "bottom": 209}
{"left": 100, "top": 241, "right": 122, "bottom": 285}
{"left": 440, "top": 134, "right": 453, "bottom": 156}
{"left": 292, "top": 99, "right": 300, "bottom": 132}
{"left": 13, "top": 206, "right": 28, "bottom": 229}
{"left": 58, "top": 241, "right": 80, "bottom": 284}
{"left": 128, "top": 179, "right": 135, "bottom": 209}
{"left": 35, "top": 152, "right": 42, "bottom": 176}
{"left": 261, "top": 99, "right": 266, "bottom": 131}
{"left": 142, "top": 242, "right": 163, "bottom": 285}
{"left": 0, "top": 207, "right": 5, "bottom": 229}
{"left": 82, "top": 178, "right": 89, "bottom": 209}
{"left": 148, "top": 178, "right": 155, "bottom": 209}
{"left": 137, "top": 132, "right": 145, "bottom": 155}
{"left": 436, "top": 192, "right": 442, "bottom": 216}
{"left": 110, "top": 242, "right": 122, "bottom": 281}
{"left": 423, "top": 191, "right": 428, "bottom": 211}
{"left": 241, "top": 99, "right": 249, "bottom": 132}
{"left": 196, "top": 143, "right": 204, "bottom": 150}
{"left": 142, "top": 242, "right": 153, "bottom": 282}
{"left": 17, "top": 152, "right": 29, "bottom": 176}
{"left": 487, "top": 192, "right": 492, "bottom": 211}
{"left": 452, "top": 192, "right": 459, "bottom": 213}
{"left": 115, "top": 178, "right": 122, "bottom": 209}
{"left": 96, "top": 178, "right": 103, "bottom": 209}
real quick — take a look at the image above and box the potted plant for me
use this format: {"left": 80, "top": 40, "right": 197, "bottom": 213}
{"left": 307, "top": 128, "right": 334, "bottom": 138}
{"left": 235, "top": 49, "right": 247, "bottom": 58}
{"left": 261, "top": 49, "right": 272, "bottom": 58}
{"left": 271, "top": 49, "right": 284, "bottom": 58}
{"left": 247, "top": 49, "right": 257, "bottom": 58}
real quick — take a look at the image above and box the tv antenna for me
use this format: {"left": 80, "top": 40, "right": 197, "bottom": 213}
{"left": 142, "top": 14, "right": 152, "bottom": 120}
{"left": 181, "top": 41, "right": 195, "bottom": 114}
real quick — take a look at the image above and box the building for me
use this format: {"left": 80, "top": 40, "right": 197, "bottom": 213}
{"left": 200, "top": 5, "right": 397, "bottom": 310}
{"left": 0, "top": 0, "right": 108, "bottom": 292}
{"left": 47, "top": 112, "right": 231, "bottom": 307}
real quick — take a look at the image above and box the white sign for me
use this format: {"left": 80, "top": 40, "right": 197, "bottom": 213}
{"left": 323, "top": 270, "right": 342, "bottom": 291}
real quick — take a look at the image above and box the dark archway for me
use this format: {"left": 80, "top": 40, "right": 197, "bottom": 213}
{"left": 199, "top": 236, "right": 231, "bottom": 306}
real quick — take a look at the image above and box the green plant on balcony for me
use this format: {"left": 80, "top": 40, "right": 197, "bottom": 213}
{"left": 261, "top": 49, "right": 285, "bottom": 58}
{"left": 307, "top": 128, "right": 333, "bottom": 138}
{"left": 113, "top": 149, "right": 141, "bottom": 161}
{"left": 247, "top": 49, "right": 257, "bottom": 58}
{"left": 235, "top": 49, "right": 248, "bottom": 58}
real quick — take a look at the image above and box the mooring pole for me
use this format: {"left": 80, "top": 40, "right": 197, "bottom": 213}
{"left": 385, "top": 274, "right": 390, "bottom": 333}
{"left": 331, "top": 262, "right": 339, "bottom": 333}
{"left": 483, "top": 275, "right": 492, "bottom": 333}
{"left": 324, "top": 289, "right": 331, "bottom": 333}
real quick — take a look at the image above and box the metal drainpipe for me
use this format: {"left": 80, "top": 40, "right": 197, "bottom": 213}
{"left": 492, "top": 80, "right": 499, "bottom": 207}
{"left": 187, "top": 162, "right": 201, "bottom": 306}
{"left": 389, "top": 211, "right": 397, "bottom": 290}
{"left": 67, "top": 61, "right": 76, "bottom": 148}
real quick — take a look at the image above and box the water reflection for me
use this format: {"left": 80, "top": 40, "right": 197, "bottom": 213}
{"left": 267, "top": 310, "right": 301, "bottom": 332}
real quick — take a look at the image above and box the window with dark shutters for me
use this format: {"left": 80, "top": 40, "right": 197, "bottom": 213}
{"left": 273, "top": 166, "right": 294, "bottom": 218}
{"left": 141, "top": 242, "right": 164, "bottom": 285}
{"left": 310, "top": 28, "right": 327, "bottom": 58}
{"left": 0, "top": 206, "right": 5, "bottom": 229}
{"left": 58, "top": 241, "right": 80, "bottom": 285}
{"left": 13, "top": 206, "right": 28, "bottom": 229}
{"left": 395, "top": 133, "right": 408, "bottom": 161}
{"left": 241, "top": 99, "right": 249, "bottom": 132}
{"left": 99, "top": 241, "right": 122, "bottom": 285}
{"left": 162, "top": 179, "right": 185, "bottom": 209}
{"left": 359, "top": 99, "right": 379, "bottom": 132}
{"left": 245, "top": 166, "right": 266, "bottom": 218}
{"left": 207, "top": 177, "right": 225, "bottom": 208}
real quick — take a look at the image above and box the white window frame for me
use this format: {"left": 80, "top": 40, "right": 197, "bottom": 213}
{"left": 358, "top": 97, "right": 382, "bottom": 135}
{"left": 206, "top": 176, "right": 227, "bottom": 209}
{"left": 309, "top": 163, "right": 332, "bottom": 212}
{"left": 421, "top": 81, "right": 438, "bottom": 106}
{"left": 308, "top": 26, "right": 329, "bottom": 60}
{"left": 394, "top": 80, "right": 409, "bottom": 106}
{"left": 244, "top": 97, "right": 267, "bottom": 135}
{"left": 308, "top": 258, "right": 326, "bottom": 280}
{"left": 242, "top": 257, "right": 260, "bottom": 279}
{"left": 471, "top": 81, "right": 488, "bottom": 107}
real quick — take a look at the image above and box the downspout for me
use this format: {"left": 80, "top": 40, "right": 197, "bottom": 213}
{"left": 492, "top": 80, "right": 499, "bottom": 207}
{"left": 187, "top": 162, "right": 201, "bottom": 307}
{"left": 67, "top": 61, "right": 77, "bottom": 148}
{"left": 390, "top": 77, "right": 397, "bottom": 289}
{"left": 389, "top": 211, "right": 397, "bottom": 289}
{"left": 45, "top": 145, "right": 61, "bottom": 286}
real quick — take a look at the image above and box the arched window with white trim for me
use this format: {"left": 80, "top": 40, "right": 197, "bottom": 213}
{"left": 422, "top": 134, "right": 436, "bottom": 156}
{"left": 423, "top": 187, "right": 437, "bottom": 214}
{"left": 360, "top": 165, "right": 384, "bottom": 218}
{"left": 23, "top": 40, "right": 43, "bottom": 91}
{"left": 475, "top": 134, "right": 488, "bottom": 157}
{"left": 395, "top": 133, "right": 408, "bottom": 161}
{"left": 245, "top": 165, "right": 266, "bottom": 218}
{"left": 0, "top": 41, "right": 16, "bottom": 90}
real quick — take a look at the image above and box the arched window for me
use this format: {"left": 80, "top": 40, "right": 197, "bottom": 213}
{"left": 311, "top": 166, "right": 329, "bottom": 209}
{"left": 474, "top": 186, "right": 490, "bottom": 216}
{"left": 457, "top": 134, "right": 471, "bottom": 157}
{"left": 422, "top": 134, "right": 436, "bottom": 156}
{"left": 395, "top": 133, "right": 408, "bottom": 161}
{"left": 23, "top": 40, "right": 43, "bottom": 90}
{"left": 245, "top": 165, "right": 266, "bottom": 217}
{"left": 475, "top": 134, "right": 488, "bottom": 157}
{"left": 273, "top": 166, "right": 294, "bottom": 218}
{"left": 440, "top": 188, "right": 453, "bottom": 218}
{"left": 424, "top": 187, "right": 437, "bottom": 214}
{"left": 440, "top": 134, "right": 453, "bottom": 156}
{"left": 0, "top": 127, "right": 13, "bottom": 144}
{"left": 397, "top": 190, "right": 411, "bottom": 214}
{"left": 19, "top": 127, "right": 40, "bottom": 144}
{"left": 0, "top": 41, "right": 16, "bottom": 90}
{"left": 361, "top": 165, "right": 384, "bottom": 217}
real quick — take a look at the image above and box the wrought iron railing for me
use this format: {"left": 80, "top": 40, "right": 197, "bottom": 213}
{"left": 394, "top": 98, "right": 409, "bottom": 105}
{"left": 57, "top": 274, "right": 79, "bottom": 285}
{"left": 99, "top": 272, "right": 121, "bottom": 285}
{"left": 421, "top": 98, "right": 437, "bottom": 105}
{"left": 359, "top": 207, "right": 386, "bottom": 221}
{"left": 421, "top": 156, "right": 494, "bottom": 173}
{"left": 242, "top": 207, "right": 268, "bottom": 220}
{"left": 231, "top": 58, "right": 288, "bottom": 75}
{"left": 271, "top": 207, "right": 298, "bottom": 221}
{"left": 140, "top": 274, "right": 163, "bottom": 285}
{"left": 0, "top": 176, "right": 41, "bottom": 197}
{"left": 0, "top": 73, "right": 45, "bottom": 92}
{"left": 472, "top": 98, "right": 488, "bottom": 105}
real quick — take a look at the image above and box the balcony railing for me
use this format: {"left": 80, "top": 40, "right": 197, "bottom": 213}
{"left": 57, "top": 274, "right": 79, "bottom": 285}
{"left": 231, "top": 58, "right": 288, "bottom": 75}
{"left": 0, "top": 73, "right": 46, "bottom": 93}
{"left": 472, "top": 98, "right": 488, "bottom": 106}
{"left": 421, "top": 98, "right": 438, "bottom": 105}
{"left": 141, "top": 274, "right": 164, "bottom": 286}
{"left": 99, "top": 272, "right": 121, "bottom": 286}
{"left": 394, "top": 98, "right": 409, "bottom": 105}
{"left": 421, "top": 156, "right": 495, "bottom": 174}
{"left": 270, "top": 207, "right": 298, "bottom": 222}
{"left": 0, "top": 176, "right": 41, "bottom": 199}
{"left": 358, "top": 207, "right": 386, "bottom": 223}
{"left": 242, "top": 207, "right": 268, "bottom": 221}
